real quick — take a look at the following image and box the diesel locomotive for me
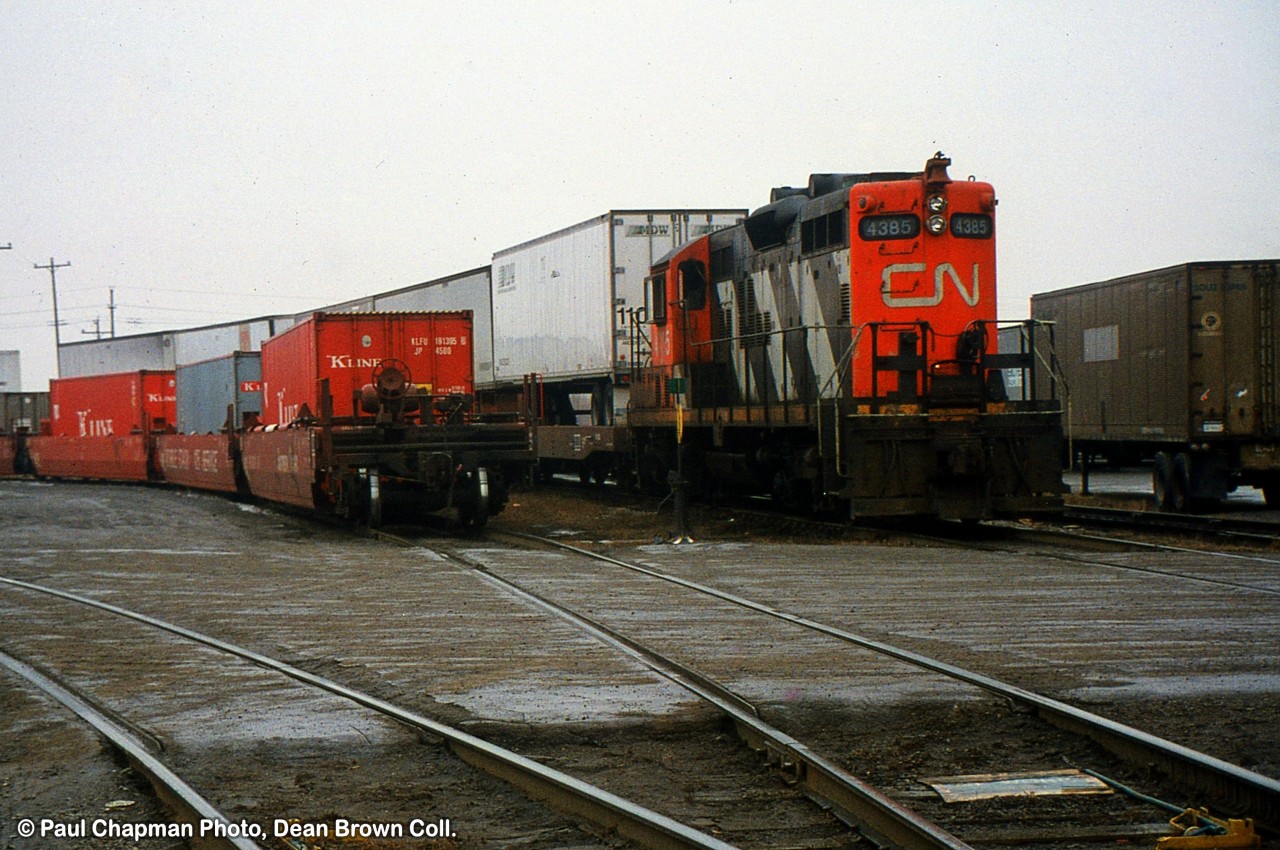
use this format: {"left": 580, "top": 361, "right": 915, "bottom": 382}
{"left": 626, "top": 153, "right": 1064, "bottom": 520}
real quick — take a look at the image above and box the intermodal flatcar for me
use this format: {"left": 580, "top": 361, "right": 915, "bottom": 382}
{"left": 26, "top": 371, "right": 176, "bottom": 482}
{"left": 242, "top": 311, "right": 531, "bottom": 527}
{"left": 24, "top": 312, "right": 534, "bottom": 529}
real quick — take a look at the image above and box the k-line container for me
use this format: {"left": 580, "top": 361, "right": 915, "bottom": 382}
{"left": 47, "top": 371, "right": 176, "bottom": 438}
{"left": 29, "top": 371, "right": 175, "bottom": 481}
{"left": 260, "top": 312, "right": 474, "bottom": 426}
{"left": 319, "top": 267, "right": 496, "bottom": 386}
{"left": 490, "top": 210, "right": 746, "bottom": 391}
{"left": 176, "top": 351, "right": 263, "bottom": 433}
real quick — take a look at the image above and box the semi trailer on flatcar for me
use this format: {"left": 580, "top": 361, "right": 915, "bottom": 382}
{"left": 1032, "top": 260, "right": 1280, "bottom": 510}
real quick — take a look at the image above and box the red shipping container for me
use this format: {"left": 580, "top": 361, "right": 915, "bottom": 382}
{"left": 260, "top": 312, "right": 474, "bottom": 426}
{"left": 48, "top": 371, "right": 176, "bottom": 437}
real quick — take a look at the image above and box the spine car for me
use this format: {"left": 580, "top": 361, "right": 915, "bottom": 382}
{"left": 22, "top": 312, "right": 534, "bottom": 529}
{"left": 625, "top": 154, "right": 1064, "bottom": 520}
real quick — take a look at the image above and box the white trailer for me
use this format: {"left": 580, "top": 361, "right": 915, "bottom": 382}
{"left": 491, "top": 209, "right": 745, "bottom": 425}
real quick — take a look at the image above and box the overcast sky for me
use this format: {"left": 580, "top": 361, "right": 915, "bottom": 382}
{"left": 3, "top": 1, "right": 1277, "bottom": 389}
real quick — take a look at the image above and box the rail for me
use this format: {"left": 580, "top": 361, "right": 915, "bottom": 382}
{"left": 0, "top": 575, "right": 742, "bottom": 850}
{"left": 434, "top": 538, "right": 974, "bottom": 850}
{"left": 0, "top": 650, "right": 264, "bottom": 850}
{"left": 503, "top": 532, "right": 1280, "bottom": 832}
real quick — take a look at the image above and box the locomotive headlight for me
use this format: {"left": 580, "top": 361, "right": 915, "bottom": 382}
{"left": 926, "top": 194, "right": 947, "bottom": 213}
{"left": 926, "top": 214, "right": 947, "bottom": 234}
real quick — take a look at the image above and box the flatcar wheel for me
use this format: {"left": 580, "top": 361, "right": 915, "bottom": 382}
{"left": 458, "top": 466, "right": 490, "bottom": 530}
{"left": 367, "top": 471, "right": 383, "bottom": 529}
{"left": 1153, "top": 451, "right": 1175, "bottom": 512}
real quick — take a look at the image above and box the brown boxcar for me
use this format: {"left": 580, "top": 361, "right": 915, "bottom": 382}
{"left": 1, "top": 392, "right": 49, "bottom": 434}
{"left": 1032, "top": 260, "right": 1280, "bottom": 509}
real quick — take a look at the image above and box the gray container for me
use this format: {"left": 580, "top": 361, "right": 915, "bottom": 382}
{"left": 59, "top": 330, "right": 174, "bottom": 377}
{"left": 175, "top": 351, "right": 263, "bottom": 433}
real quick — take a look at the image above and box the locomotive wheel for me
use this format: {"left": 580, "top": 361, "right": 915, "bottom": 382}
{"left": 638, "top": 445, "right": 671, "bottom": 496}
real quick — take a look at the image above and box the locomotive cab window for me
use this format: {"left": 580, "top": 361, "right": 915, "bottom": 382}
{"left": 647, "top": 272, "right": 667, "bottom": 325}
{"left": 679, "top": 259, "right": 707, "bottom": 310}
{"left": 710, "top": 245, "right": 734, "bottom": 281}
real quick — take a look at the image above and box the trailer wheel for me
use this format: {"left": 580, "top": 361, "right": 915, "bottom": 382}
{"left": 1172, "top": 453, "right": 1194, "bottom": 513}
{"left": 1265, "top": 482, "right": 1280, "bottom": 509}
{"left": 1153, "top": 452, "right": 1176, "bottom": 511}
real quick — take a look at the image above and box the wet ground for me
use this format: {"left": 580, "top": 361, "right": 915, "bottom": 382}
{"left": 1, "top": 479, "right": 1276, "bottom": 848}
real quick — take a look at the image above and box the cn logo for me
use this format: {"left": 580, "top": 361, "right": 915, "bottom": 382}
{"left": 881, "top": 263, "right": 981, "bottom": 308}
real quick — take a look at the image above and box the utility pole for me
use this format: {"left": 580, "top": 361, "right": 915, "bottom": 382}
{"left": 82, "top": 317, "right": 103, "bottom": 340}
{"left": 35, "top": 257, "right": 71, "bottom": 376}
{"left": 108, "top": 287, "right": 116, "bottom": 337}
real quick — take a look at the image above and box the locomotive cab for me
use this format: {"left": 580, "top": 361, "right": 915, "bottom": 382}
{"left": 647, "top": 242, "right": 715, "bottom": 367}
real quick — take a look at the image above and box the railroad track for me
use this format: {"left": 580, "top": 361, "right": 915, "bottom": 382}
{"left": 1062, "top": 504, "right": 1280, "bottom": 544}
{"left": 465, "top": 530, "right": 1280, "bottom": 837}
{"left": 0, "top": 574, "right": 743, "bottom": 850}
{"left": 5, "top": 483, "right": 1274, "bottom": 850}
{"left": 380, "top": 528, "right": 977, "bottom": 850}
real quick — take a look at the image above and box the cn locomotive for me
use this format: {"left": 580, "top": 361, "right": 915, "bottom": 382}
{"left": 625, "top": 153, "right": 1064, "bottom": 519}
